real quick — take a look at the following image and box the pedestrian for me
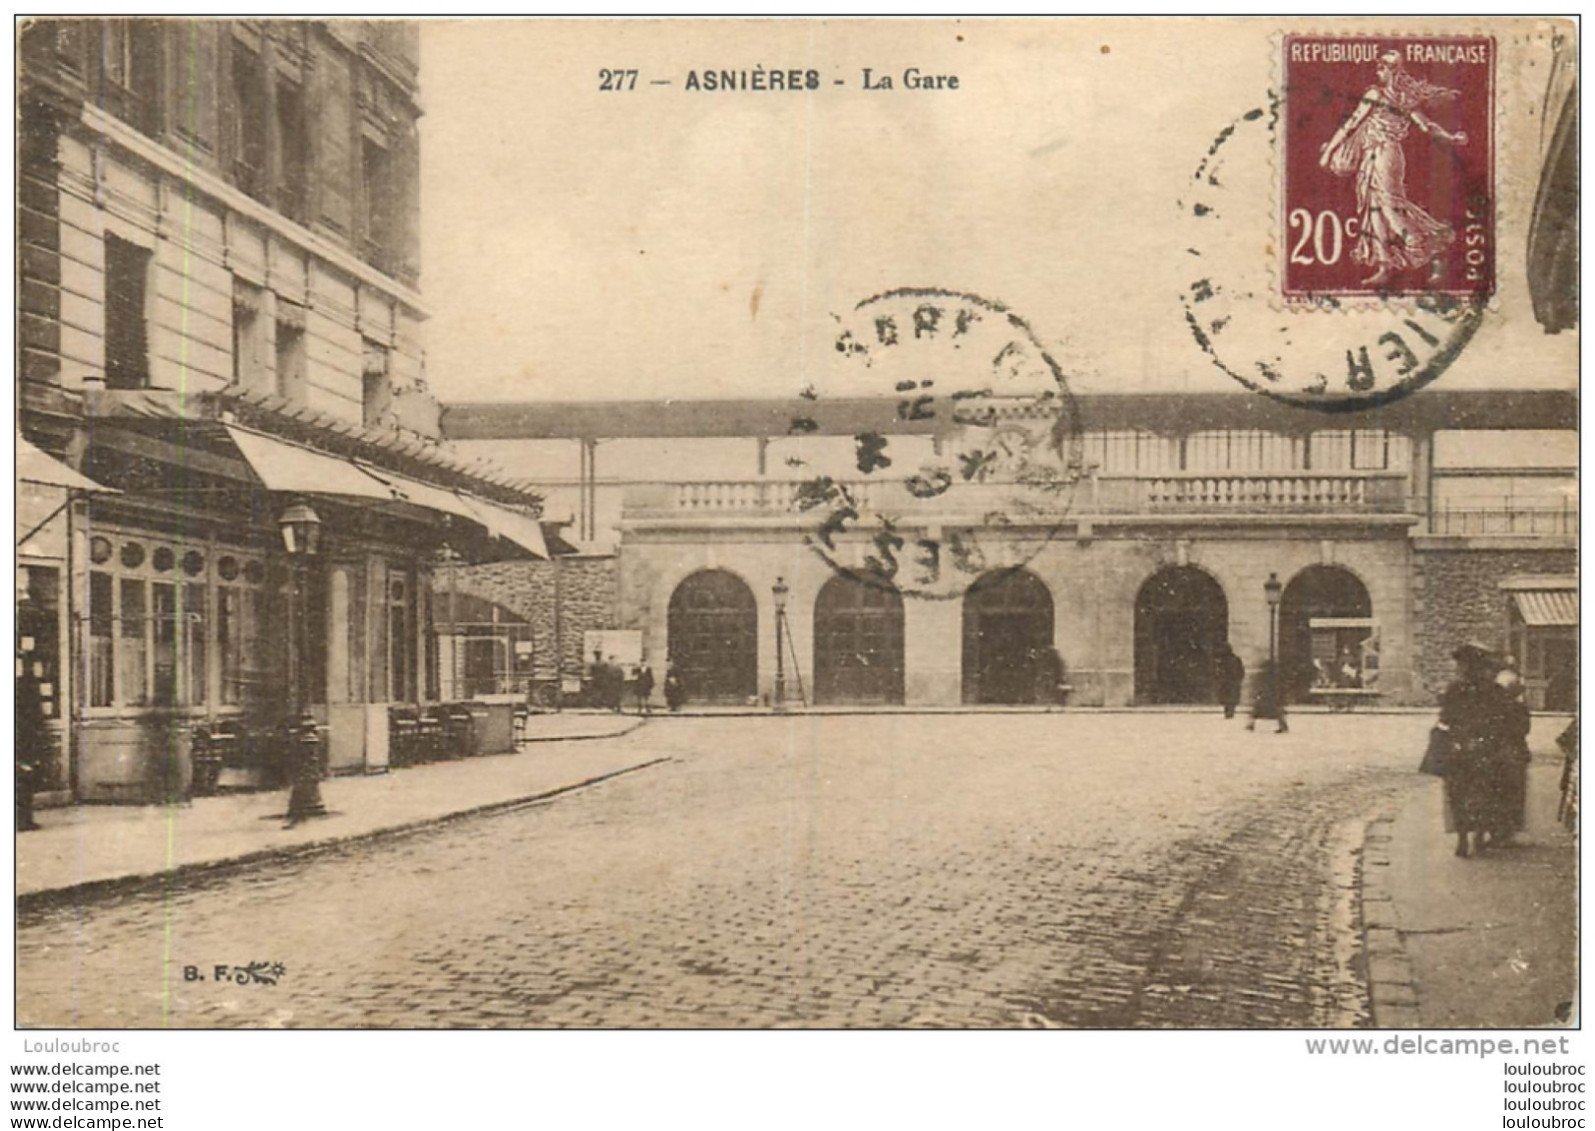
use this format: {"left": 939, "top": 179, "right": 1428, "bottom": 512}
{"left": 1035, "top": 647, "right": 1067, "bottom": 706}
{"left": 589, "top": 649, "right": 609, "bottom": 709}
{"left": 1490, "top": 656, "right": 1533, "bottom": 846}
{"left": 1214, "top": 642, "right": 1245, "bottom": 719}
{"left": 664, "top": 665, "right": 685, "bottom": 713}
{"left": 15, "top": 656, "right": 45, "bottom": 832}
{"left": 1246, "top": 658, "right": 1288, "bottom": 733}
{"left": 636, "top": 662, "right": 655, "bottom": 716}
{"left": 1437, "top": 642, "right": 1513, "bottom": 858}
{"left": 607, "top": 661, "right": 625, "bottom": 713}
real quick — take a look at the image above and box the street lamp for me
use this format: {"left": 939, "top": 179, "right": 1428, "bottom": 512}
{"left": 1264, "top": 571, "right": 1283, "bottom": 666}
{"left": 278, "top": 500, "right": 326, "bottom": 827}
{"left": 772, "top": 576, "right": 789, "bottom": 712}
{"left": 1259, "top": 571, "right": 1287, "bottom": 732}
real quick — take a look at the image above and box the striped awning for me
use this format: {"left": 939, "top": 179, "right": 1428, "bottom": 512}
{"left": 1511, "top": 589, "right": 1579, "bottom": 627}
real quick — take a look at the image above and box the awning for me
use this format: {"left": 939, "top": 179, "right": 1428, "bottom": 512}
{"left": 18, "top": 435, "right": 119, "bottom": 492}
{"left": 225, "top": 425, "right": 396, "bottom": 501}
{"left": 457, "top": 494, "right": 549, "bottom": 559}
{"left": 1510, "top": 589, "right": 1579, "bottom": 627}
{"left": 225, "top": 425, "right": 546, "bottom": 558}
{"left": 354, "top": 461, "right": 481, "bottom": 523}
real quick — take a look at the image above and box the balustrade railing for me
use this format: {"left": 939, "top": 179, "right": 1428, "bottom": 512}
{"left": 631, "top": 471, "right": 1412, "bottom": 517}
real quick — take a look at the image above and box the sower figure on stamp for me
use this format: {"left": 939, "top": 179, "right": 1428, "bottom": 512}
{"left": 1319, "top": 50, "right": 1468, "bottom": 286}
{"left": 1215, "top": 642, "right": 1245, "bottom": 719}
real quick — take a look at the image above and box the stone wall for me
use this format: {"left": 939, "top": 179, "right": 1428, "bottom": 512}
{"left": 615, "top": 524, "right": 1418, "bottom": 707}
{"left": 1411, "top": 543, "right": 1577, "bottom": 701}
{"left": 450, "top": 557, "right": 618, "bottom": 679}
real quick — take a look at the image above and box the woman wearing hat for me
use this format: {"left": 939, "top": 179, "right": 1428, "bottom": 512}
{"left": 1436, "top": 642, "right": 1513, "bottom": 857}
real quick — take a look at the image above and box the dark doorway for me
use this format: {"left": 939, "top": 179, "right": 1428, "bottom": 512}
{"left": 1279, "top": 566, "right": 1372, "bottom": 703}
{"left": 667, "top": 569, "right": 758, "bottom": 704}
{"left": 1135, "top": 567, "right": 1228, "bottom": 703}
{"left": 814, "top": 573, "right": 905, "bottom": 705}
{"left": 962, "top": 569, "right": 1055, "bottom": 704}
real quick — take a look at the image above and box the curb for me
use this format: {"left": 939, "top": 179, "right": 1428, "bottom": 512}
{"left": 17, "top": 757, "right": 672, "bottom": 919}
{"left": 1360, "top": 816, "right": 1422, "bottom": 1028}
{"left": 517, "top": 716, "right": 651, "bottom": 743}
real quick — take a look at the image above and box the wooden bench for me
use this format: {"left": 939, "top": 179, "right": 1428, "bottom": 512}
{"left": 1309, "top": 688, "right": 1383, "bottom": 712}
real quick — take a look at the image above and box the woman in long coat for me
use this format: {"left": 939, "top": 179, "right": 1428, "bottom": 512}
{"left": 1437, "top": 643, "right": 1510, "bottom": 857}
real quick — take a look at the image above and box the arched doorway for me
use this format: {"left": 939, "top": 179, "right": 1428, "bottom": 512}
{"left": 1279, "top": 566, "right": 1372, "bottom": 703}
{"left": 962, "top": 569, "right": 1055, "bottom": 704}
{"left": 667, "top": 570, "right": 758, "bottom": 704}
{"left": 814, "top": 573, "right": 904, "bottom": 705}
{"left": 1135, "top": 567, "right": 1229, "bottom": 704}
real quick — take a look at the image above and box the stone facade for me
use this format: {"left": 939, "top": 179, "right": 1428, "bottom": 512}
{"left": 451, "top": 557, "right": 619, "bottom": 681}
{"left": 616, "top": 522, "right": 1418, "bottom": 708}
{"left": 1411, "top": 540, "right": 1577, "bottom": 699}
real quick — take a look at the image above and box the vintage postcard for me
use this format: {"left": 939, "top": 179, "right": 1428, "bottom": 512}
{"left": 12, "top": 13, "right": 1580, "bottom": 1121}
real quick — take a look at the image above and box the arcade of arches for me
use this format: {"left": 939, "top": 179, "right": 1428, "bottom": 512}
{"left": 660, "top": 564, "right": 1377, "bottom": 708}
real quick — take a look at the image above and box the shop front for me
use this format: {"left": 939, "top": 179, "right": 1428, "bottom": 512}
{"left": 64, "top": 392, "right": 546, "bottom": 804}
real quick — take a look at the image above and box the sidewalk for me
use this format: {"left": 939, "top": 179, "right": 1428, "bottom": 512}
{"left": 1364, "top": 727, "right": 1578, "bottom": 1029}
{"left": 18, "top": 712, "right": 658, "bottom": 910}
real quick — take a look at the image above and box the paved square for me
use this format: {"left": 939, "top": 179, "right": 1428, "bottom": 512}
{"left": 18, "top": 713, "right": 1434, "bottom": 1028}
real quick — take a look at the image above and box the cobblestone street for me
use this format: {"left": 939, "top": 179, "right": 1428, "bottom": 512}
{"left": 18, "top": 713, "right": 1434, "bottom": 1029}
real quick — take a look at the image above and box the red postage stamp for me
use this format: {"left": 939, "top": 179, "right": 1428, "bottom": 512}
{"left": 1281, "top": 36, "right": 1495, "bottom": 301}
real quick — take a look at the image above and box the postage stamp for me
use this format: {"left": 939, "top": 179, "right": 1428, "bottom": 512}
{"left": 1281, "top": 35, "right": 1496, "bottom": 301}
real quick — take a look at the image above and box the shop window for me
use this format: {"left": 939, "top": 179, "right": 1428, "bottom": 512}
{"left": 119, "top": 577, "right": 149, "bottom": 705}
{"left": 103, "top": 235, "right": 152, "bottom": 389}
{"left": 184, "top": 581, "right": 207, "bottom": 706}
{"left": 89, "top": 572, "right": 114, "bottom": 707}
{"left": 17, "top": 567, "right": 62, "bottom": 721}
{"left": 84, "top": 534, "right": 263, "bottom": 712}
{"left": 387, "top": 572, "right": 413, "bottom": 701}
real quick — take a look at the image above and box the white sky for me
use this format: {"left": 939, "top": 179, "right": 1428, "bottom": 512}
{"left": 417, "top": 18, "right": 1577, "bottom": 407}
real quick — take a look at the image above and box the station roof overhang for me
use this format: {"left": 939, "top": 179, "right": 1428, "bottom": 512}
{"left": 440, "top": 387, "right": 1578, "bottom": 441}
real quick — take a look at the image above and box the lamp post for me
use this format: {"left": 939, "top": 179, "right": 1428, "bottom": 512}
{"left": 772, "top": 576, "right": 789, "bottom": 712}
{"left": 1264, "top": 572, "right": 1283, "bottom": 667}
{"left": 279, "top": 501, "right": 326, "bottom": 827}
{"left": 1261, "top": 571, "right": 1287, "bottom": 732}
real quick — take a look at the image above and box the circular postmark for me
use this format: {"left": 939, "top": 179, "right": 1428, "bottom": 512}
{"left": 789, "top": 287, "right": 1084, "bottom": 600}
{"left": 1181, "top": 92, "right": 1489, "bottom": 413}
